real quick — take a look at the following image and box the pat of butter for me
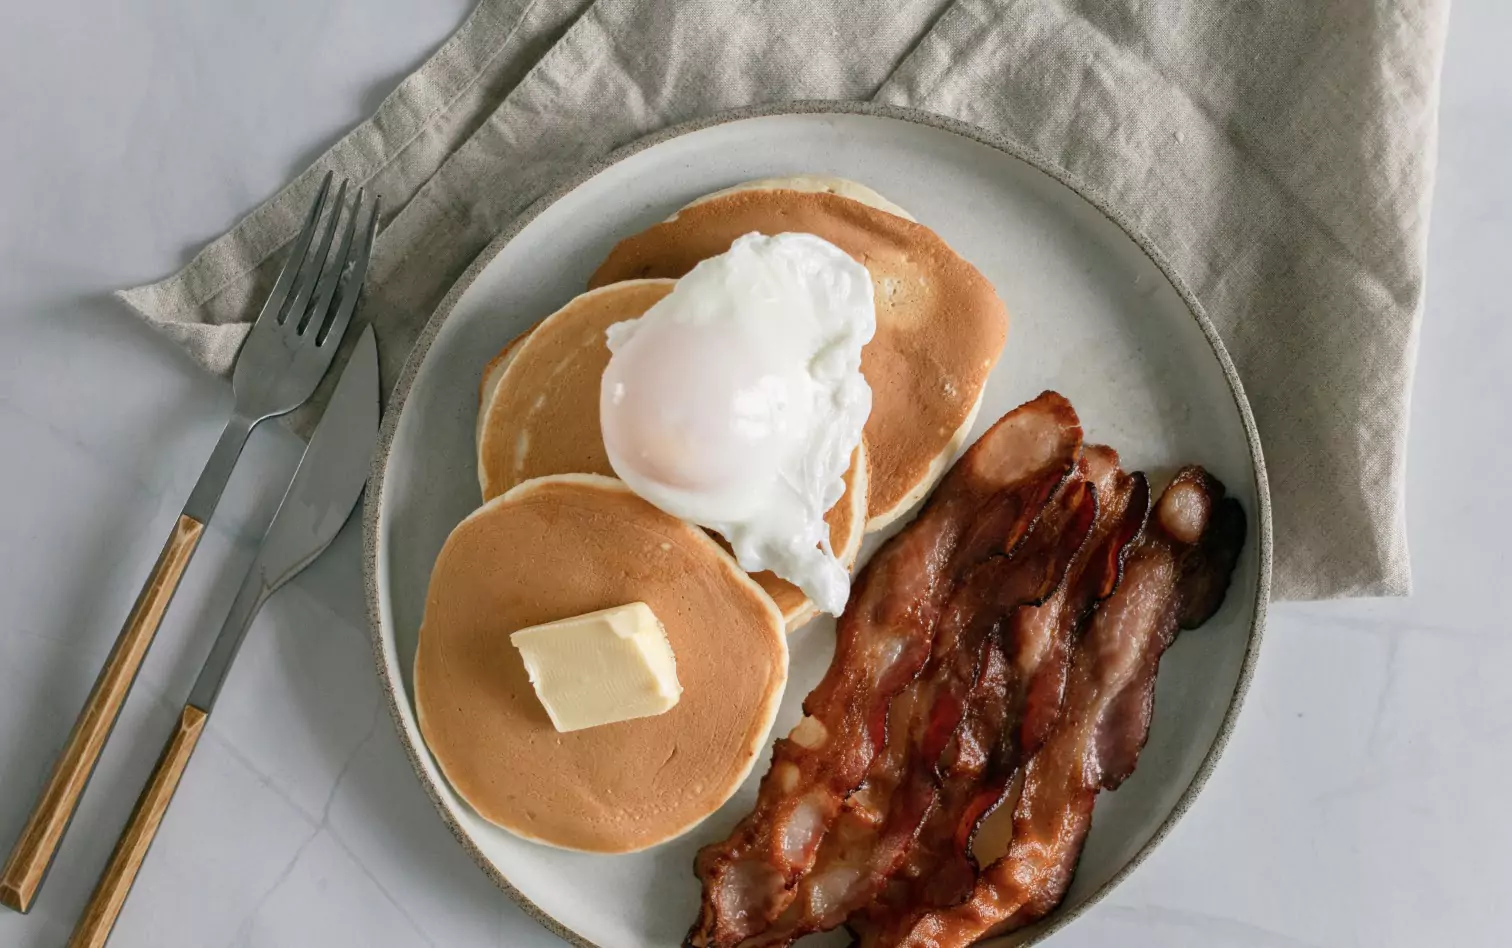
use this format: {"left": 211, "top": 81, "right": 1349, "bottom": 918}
{"left": 510, "top": 602, "right": 682, "bottom": 733}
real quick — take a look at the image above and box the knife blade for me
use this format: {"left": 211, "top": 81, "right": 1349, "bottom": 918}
{"left": 188, "top": 321, "right": 380, "bottom": 712}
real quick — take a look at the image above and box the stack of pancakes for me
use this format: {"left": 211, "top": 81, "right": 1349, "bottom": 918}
{"left": 417, "top": 176, "right": 1009, "bottom": 853}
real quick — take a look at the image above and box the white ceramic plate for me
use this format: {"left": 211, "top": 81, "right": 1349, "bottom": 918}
{"left": 365, "top": 103, "right": 1271, "bottom": 948}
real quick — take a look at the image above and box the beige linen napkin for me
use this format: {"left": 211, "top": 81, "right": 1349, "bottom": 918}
{"left": 118, "top": 0, "right": 1449, "bottom": 600}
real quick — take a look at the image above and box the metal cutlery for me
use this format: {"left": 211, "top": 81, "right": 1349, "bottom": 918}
{"left": 66, "top": 324, "right": 380, "bottom": 948}
{"left": 0, "top": 173, "right": 379, "bottom": 914}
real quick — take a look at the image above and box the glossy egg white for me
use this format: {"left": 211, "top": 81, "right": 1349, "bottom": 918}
{"left": 600, "top": 232, "right": 875, "bottom": 616}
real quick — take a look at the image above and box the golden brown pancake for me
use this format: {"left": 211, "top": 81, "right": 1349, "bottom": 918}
{"left": 477, "top": 327, "right": 530, "bottom": 411}
{"left": 588, "top": 181, "right": 1008, "bottom": 530}
{"left": 477, "top": 280, "right": 675, "bottom": 499}
{"left": 473, "top": 327, "right": 532, "bottom": 465}
{"left": 415, "top": 474, "right": 787, "bottom": 854}
{"left": 475, "top": 281, "right": 868, "bottom": 630}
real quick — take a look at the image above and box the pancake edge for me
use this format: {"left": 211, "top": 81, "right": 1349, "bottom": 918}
{"left": 415, "top": 472, "right": 790, "bottom": 854}
{"left": 475, "top": 280, "right": 676, "bottom": 501}
{"left": 864, "top": 386, "right": 986, "bottom": 533}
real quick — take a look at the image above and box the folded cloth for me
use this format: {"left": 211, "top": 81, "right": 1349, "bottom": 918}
{"left": 117, "top": 0, "right": 1449, "bottom": 600}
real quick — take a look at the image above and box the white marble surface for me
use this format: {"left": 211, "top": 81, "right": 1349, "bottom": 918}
{"left": 0, "top": 2, "right": 1506, "bottom": 946}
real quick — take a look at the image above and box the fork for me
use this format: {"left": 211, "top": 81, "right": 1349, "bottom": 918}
{"left": 0, "top": 172, "right": 379, "bottom": 914}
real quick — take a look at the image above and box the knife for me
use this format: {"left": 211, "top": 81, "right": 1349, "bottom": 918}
{"left": 66, "top": 324, "right": 380, "bottom": 948}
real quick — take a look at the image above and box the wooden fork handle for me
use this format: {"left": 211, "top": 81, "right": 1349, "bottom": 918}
{"left": 0, "top": 515, "right": 204, "bottom": 914}
{"left": 67, "top": 705, "right": 207, "bottom": 948}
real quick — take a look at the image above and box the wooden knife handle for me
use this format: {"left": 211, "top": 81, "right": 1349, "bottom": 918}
{"left": 0, "top": 515, "right": 204, "bottom": 914}
{"left": 67, "top": 705, "right": 207, "bottom": 948}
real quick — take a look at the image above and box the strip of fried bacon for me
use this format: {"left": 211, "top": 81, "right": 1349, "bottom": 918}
{"left": 686, "top": 393, "right": 1084, "bottom": 948}
{"left": 869, "top": 466, "right": 1247, "bottom": 948}
{"left": 744, "top": 465, "right": 1100, "bottom": 946}
{"left": 866, "top": 447, "right": 1151, "bottom": 924}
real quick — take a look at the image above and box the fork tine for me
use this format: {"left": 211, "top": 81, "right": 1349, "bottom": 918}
{"left": 254, "top": 171, "right": 332, "bottom": 330}
{"left": 283, "top": 178, "right": 348, "bottom": 332}
{"left": 305, "top": 188, "right": 362, "bottom": 345}
{"left": 318, "top": 194, "right": 380, "bottom": 348}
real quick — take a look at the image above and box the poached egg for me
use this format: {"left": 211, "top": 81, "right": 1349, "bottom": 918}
{"left": 600, "top": 232, "right": 875, "bottom": 615}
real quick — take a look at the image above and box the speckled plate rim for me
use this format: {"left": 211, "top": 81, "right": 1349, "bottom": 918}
{"left": 362, "top": 100, "right": 1273, "bottom": 948}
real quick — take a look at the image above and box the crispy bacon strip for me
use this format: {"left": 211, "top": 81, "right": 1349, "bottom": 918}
{"left": 872, "top": 448, "right": 1150, "bottom": 921}
{"left": 747, "top": 470, "right": 1099, "bottom": 946}
{"left": 687, "top": 393, "right": 1083, "bottom": 948}
{"left": 874, "top": 467, "right": 1246, "bottom": 948}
